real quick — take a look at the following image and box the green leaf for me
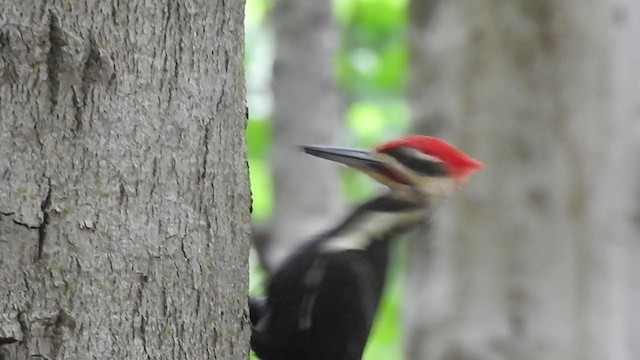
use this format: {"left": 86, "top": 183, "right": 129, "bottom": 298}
{"left": 246, "top": 119, "right": 272, "bottom": 158}
{"left": 246, "top": 0, "right": 272, "bottom": 28}
{"left": 373, "top": 41, "right": 407, "bottom": 91}
{"left": 357, "top": 0, "right": 407, "bottom": 33}
{"left": 347, "top": 100, "right": 410, "bottom": 146}
{"left": 248, "top": 159, "right": 273, "bottom": 221}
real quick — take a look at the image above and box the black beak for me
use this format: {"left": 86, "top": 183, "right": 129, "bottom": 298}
{"left": 301, "top": 145, "right": 386, "bottom": 169}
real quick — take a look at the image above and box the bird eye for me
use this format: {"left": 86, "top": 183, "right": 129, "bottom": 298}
{"left": 380, "top": 147, "right": 450, "bottom": 177}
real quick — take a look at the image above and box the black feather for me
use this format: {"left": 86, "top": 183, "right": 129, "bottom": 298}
{"left": 250, "top": 193, "right": 427, "bottom": 360}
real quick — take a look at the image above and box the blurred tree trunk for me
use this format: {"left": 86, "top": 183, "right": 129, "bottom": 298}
{"left": 0, "top": 1, "right": 250, "bottom": 358}
{"left": 405, "top": 0, "right": 640, "bottom": 359}
{"left": 265, "top": 0, "right": 343, "bottom": 271}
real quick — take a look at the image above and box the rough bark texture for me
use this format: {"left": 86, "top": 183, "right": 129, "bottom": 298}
{"left": 266, "top": 0, "right": 343, "bottom": 271}
{"left": 405, "top": 0, "right": 640, "bottom": 359}
{"left": 0, "top": 1, "right": 250, "bottom": 359}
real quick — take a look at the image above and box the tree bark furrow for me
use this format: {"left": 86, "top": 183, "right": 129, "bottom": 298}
{"left": 1, "top": 0, "right": 250, "bottom": 358}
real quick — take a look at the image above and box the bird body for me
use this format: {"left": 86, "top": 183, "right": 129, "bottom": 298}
{"left": 251, "top": 136, "right": 482, "bottom": 360}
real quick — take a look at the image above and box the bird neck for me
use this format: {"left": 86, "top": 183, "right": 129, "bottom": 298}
{"left": 319, "top": 193, "right": 435, "bottom": 252}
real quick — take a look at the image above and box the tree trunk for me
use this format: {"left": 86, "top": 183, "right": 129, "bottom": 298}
{"left": 405, "top": 0, "right": 640, "bottom": 359}
{"left": 266, "top": 0, "right": 343, "bottom": 271}
{"left": 0, "top": 1, "right": 250, "bottom": 359}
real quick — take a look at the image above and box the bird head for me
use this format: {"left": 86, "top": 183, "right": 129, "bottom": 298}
{"left": 302, "top": 135, "right": 483, "bottom": 201}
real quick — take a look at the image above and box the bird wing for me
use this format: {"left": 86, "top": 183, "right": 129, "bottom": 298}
{"left": 252, "top": 250, "right": 380, "bottom": 360}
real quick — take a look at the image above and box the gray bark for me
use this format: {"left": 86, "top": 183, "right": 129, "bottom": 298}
{"left": 405, "top": 0, "right": 640, "bottom": 359}
{"left": 266, "top": 0, "right": 343, "bottom": 271}
{"left": 0, "top": 1, "right": 250, "bottom": 359}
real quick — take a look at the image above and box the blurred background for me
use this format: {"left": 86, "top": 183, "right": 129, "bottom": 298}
{"left": 245, "top": 0, "right": 640, "bottom": 359}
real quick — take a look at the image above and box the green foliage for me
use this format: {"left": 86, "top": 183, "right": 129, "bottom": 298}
{"left": 335, "top": 0, "right": 407, "bottom": 31}
{"left": 335, "top": 0, "right": 408, "bottom": 98}
{"left": 246, "top": 119, "right": 273, "bottom": 221}
{"left": 245, "top": 0, "right": 410, "bottom": 359}
{"left": 364, "top": 248, "right": 406, "bottom": 359}
{"left": 245, "top": 0, "right": 271, "bottom": 27}
{"left": 347, "top": 100, "right": 408, "bottom": 144}
{"left": 336, "top": 0, "right": 410, "bottom": 202}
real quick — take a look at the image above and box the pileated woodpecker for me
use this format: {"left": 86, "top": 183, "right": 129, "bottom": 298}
{"left": 250, "top": 135, "right": 483, "bottom": 360}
